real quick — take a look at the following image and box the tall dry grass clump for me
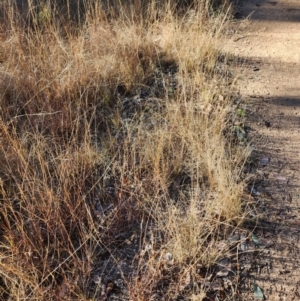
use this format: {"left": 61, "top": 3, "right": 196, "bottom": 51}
{"left": 0, "top": 0, "right": 248, "bottom": 300}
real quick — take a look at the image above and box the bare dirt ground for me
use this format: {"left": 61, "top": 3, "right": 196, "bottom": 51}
{"left": 225, "top": 0, "right": 300, "bottom": 299}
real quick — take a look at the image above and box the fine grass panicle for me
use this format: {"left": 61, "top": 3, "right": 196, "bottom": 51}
{"left": 0, "top": 0, "right": 248, "bottom": 300}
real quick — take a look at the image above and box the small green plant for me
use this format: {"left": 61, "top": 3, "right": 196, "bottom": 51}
{"left": 38, "top": 2, "right": 52, "bottom": 25}
{"left": 237, "top": 108, "right": 246, "bottom": 118}
{"left": 232, "top": 125, "right": 247, "bottom": 143}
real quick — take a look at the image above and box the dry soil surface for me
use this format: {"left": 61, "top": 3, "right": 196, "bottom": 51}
{"left": 225, "top": 0, "right": 300, "bottom": 300}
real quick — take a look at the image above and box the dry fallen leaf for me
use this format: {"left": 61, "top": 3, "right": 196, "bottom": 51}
{"left": 179, "top": 271, "right": 191, "bottom": 291}
{"left": 260, "top": 157, "right": 269, "bottom": 166}
{"left": 55, "top": 280, "right": 68, "bottom": 300}
{"left": 100, "top": 283, "right": 106, "bottom": 301}
{"left": 216, "top": 257, "right": 231, "bottom": 277}
{"left": 228, "top": 234, "right": 240, "bottom": 244}
{"left": 106, "top": 281, "right": 114, "bottom": 294}
{"left": 276, "top": 175, "right": 288, "bottom": 184}
{"left": 240, "top": 234, "right": 248, "bottom": 251}
{"left": 99, "top": 281, "right": 114, "bottom": 301}
{"left": 217, "top": 240, "right": 228, "bottom": 251}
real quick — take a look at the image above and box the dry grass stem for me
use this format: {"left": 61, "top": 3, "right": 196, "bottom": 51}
{"left": 0, "top": 0, "right": 249, "bottom": 300}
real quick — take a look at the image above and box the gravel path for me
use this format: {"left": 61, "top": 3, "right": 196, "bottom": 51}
{"left": 225, "top": 0, "right": 300, "bottom": 299}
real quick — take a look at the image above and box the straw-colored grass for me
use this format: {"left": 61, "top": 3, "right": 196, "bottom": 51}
{"left": 0, "top": 0, "right": 248, "bottom": 300}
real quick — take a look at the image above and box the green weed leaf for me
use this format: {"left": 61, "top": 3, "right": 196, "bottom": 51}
{"left": 237, "top": 108, "right": 246, "bottom": 117}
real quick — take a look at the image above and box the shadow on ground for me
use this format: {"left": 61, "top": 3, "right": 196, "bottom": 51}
{"left": 235, "top": 0, "right": 300, "bottom": 22}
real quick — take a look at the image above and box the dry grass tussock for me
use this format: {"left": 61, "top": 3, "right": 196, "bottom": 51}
{"left": 0, "top": 0, "right": 249, "bottom": 300}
